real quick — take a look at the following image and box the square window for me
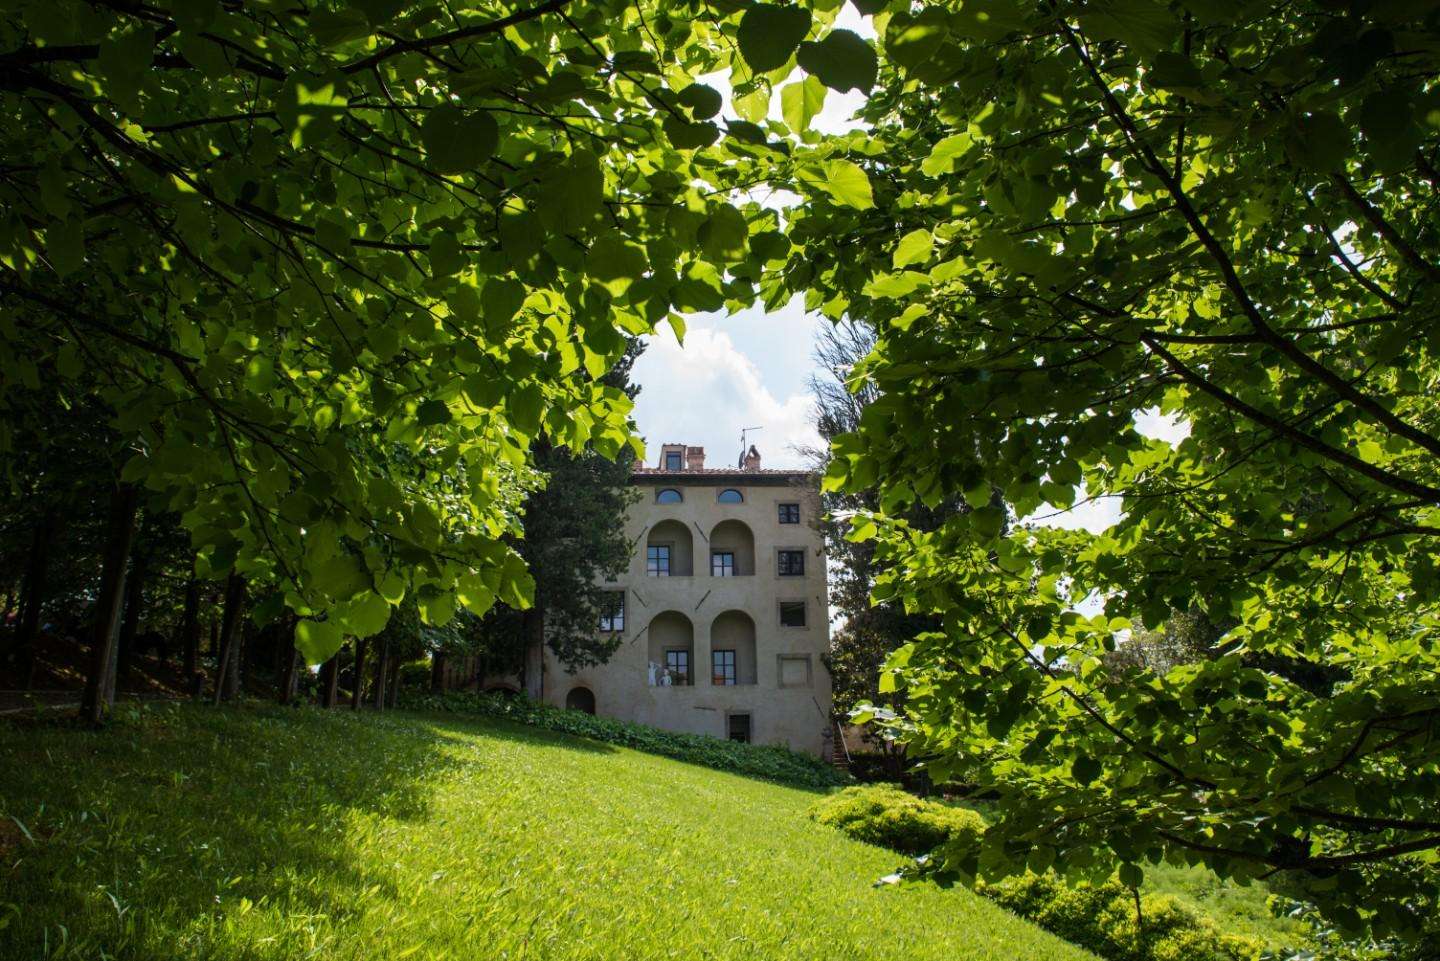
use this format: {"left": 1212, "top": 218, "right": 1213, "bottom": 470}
{"left": 779, "top": 601, "right": 806, "bottom": 627}
{"left": 778, "top": 655, "right": 812, "bottom": 689}
{"left": 598, "top": 591, "right": 625, "bottom": 632}
{"left": 727, "top": 713, "right": 751, "bottom": 743}
{"left": 664, "top": 649, "right": 690, "bottom": 686}
{"left": 647, "top": 544, "right": 671, "bottom": 576}
{"left": 665, "top": 451, "right": 682, "bottom": 470}
{"left": 711, "top": 551, "right": 735, "bottom": 577}
{"left": 712, "top": 649, "right": 736, "bottom": 686}
{"left": 778, "top": 502, "right": 800, "bottom": 524}
{"left": 777, "top": 549, "right": 805, "bottom": 576}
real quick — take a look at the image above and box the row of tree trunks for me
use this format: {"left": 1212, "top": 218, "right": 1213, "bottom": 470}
{"left": 81, "top": 485, "right": 140, "bottom": 726}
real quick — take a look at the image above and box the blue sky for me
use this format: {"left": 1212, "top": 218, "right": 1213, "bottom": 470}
{"left": 630, "top": 297, "right": 826, "bottom": 472}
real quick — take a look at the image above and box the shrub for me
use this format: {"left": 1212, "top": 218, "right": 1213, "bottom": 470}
{"left": 399, "top": 690, "right": 849, "bottom": 790}
{"left": 808, "top": 786, "right": 1265, "bottom": 961}
{"left": 808, "top": 785, "right": 985, "bottom": 855}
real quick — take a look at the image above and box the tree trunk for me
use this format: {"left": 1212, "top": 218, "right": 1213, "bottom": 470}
{"left": 115, "top": 550, "right": 148, "bottom": 681}
{"left": 12, "top": 506, "right": 56, "bottom": 690}
{"left": 81, "top": 486, "right": 139, "bottom": 725}
{"left": 350, "top": 639, "right": 368, "bottom": 710}
{"left": 320, "top": 650, "right": 340, "bottom": 708}
{"left": 276, "top": 625, "right": 299, "bottom": 705}
{"left": 373, "top": 639, "right": 390, "bottom": 711}
{"left": 181, "top": 575, "right": 200, "bottom": 680}
{"left": 386, "top": 654, "right": 401, "bottom": 709}
{"left": 521, "top": 605, "right": 545, "bottom": 701}
{"left": 430, "top": 653, "right": 446, "bottom": 693}
{"left": 212, "top": 573, "right": 246, "bottom": 704}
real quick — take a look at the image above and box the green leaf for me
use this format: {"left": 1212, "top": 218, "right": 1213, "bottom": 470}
{"left": 294, "top": 619, "right": 345, "bottom": 665}
{"left": 781, "top": 76, "right": 827, "bottom": 134}
{"left": 47, "top": 220, "right": 84, "bottom": 277}
{"left": 334, "top": 591, "right": 392, "bottom": 638}
{"left": 920, "top": 133, "right": 974, "bottom": 177}
{"left": 677, "top": 83, "right": 723, "bottom": 121}
{"left": 456, "top": 572, "right": 496, "bottom": 616}
{"left": 587, "top": 236, "right": 649, "bottom": 295}
{"left": 276, "top": 72, "right": 348, "bottom": 147}
{"left": 737, "top": 3, "right": 812, "bottom": 73}
{"left": 796, "top": 30, "right": 877, "bottom": 94}
{"left": 884, "top": 9, "right": 949, "bottom": 71}
{"left": 421, "top": 105, "right": 498, "bottom": 175}
{"left": 1071, "top": 754, "right": 1101, "bottom": 785}
{"left": 817, "top": 160, "right": 874, "bottom": 209}
{"left": 1118, "top": 862, "right": 1144, "bottom": 888}
{"left": 699, "top": 204, "right": 749, "bottom": 261}
{"left": 416, "top": 398, "right": 452, "bottom": 426}
{"left": 892, "top": 229, "right": 933, "bottom": 269}
{"left": 662, "top": 114, "right": 720, "bottom": 149}
{"left": 499, "top": 551, "right": 535, "bottom": 610}
{"left": 310, "top": 9, "right": 371, "bottom": 47}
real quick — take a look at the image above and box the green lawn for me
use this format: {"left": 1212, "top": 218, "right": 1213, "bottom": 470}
{"left": 0, "top": 704, "right": 1096, "bottom": 960}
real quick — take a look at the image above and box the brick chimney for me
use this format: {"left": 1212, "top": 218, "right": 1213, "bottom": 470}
{"left": 742, "top": 445, "right": 761, "bottom": 471}
{"left": 685, "top": 446, "right": 705, "bottom": 470}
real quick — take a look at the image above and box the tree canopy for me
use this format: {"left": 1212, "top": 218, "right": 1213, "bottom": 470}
{"left": 0, "top": 0, "right": 856, "bottom": 666}
{"left": 767, "top": 0, "right": 1440, "bottom": 946}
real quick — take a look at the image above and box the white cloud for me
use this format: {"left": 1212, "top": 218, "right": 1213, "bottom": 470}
{"left": 630, "top": 323, "right": 820, "bottom": 471}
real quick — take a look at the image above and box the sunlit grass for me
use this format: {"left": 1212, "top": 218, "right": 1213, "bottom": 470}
{"left": 1, "top": 703, "right": 1096, "bottom": 960}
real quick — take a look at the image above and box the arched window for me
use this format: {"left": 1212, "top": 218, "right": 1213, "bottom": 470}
{"left": 566, "top": 686, "right": 596, "bottom": 714}
{"left": 656, "top": 488, "right": 682, "bottom": 504}
{"left": 717, "top": 488, "right": 743, "bottom": 504}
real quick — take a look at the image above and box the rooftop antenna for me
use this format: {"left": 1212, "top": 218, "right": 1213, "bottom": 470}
{"left": 738, "top": 426, "right": 762, "bottom": 468}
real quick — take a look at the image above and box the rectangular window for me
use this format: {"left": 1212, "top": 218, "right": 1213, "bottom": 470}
{"left": 712, "top": 649, "right": 736, "bottom": 686}
{"left": 778, "top": 655, "right": 812, "bottom": 689}
{"left": 711, "top": 551, "right": 735, "bottom": 577}
{"left": 665, "top": 451, "right": 682, "bottom": 470}
{"left": 779, "top": 601, "right": 806, "bottom": 627}
{"left": 647, "top": 544, "right": 670, "bottom": 577}
{"left": 598, "top": 591, "right": 625, "bottom": 632}
{"left": 777, "top": 549, "right": 805, "bottom": 576}
{"left": 664, "top": 649, "right": 690, "bottom": 686}
{"left": 778, "top": 502, "right": 800, "bottom": 524}
{"left": 727, "top": 713, "right": 752, "bottom": 743}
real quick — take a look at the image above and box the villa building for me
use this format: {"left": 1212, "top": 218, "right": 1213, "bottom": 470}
{"left": 534, "top": 443, "right": 834, "bottom": 757}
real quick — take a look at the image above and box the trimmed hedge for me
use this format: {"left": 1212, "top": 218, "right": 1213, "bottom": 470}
{"left": 809, "top": 784, "right": 986, "bottom": 855}
{"left": 807, "top": 786, "right": 1264, "bottom": 961}
{"left": 400, "top": 690, "right": 849, "bottom": 789}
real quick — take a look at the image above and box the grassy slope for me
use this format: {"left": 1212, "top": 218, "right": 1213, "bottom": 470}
{"left": 0, "top": 704, "right": 1096, "bottom": 961}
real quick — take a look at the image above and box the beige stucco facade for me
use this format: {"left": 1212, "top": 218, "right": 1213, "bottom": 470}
{"left": 536, "top": 444, "right": 834, "bottom": 757}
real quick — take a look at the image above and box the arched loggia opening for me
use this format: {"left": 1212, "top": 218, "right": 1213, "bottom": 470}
{"left": 646, "top": 519, "right": 694, "bottom": 576}
{"left": 709, "top": 519, "right": 755, "bottom": 576}
{"left": 709, "top": 610, "right": 757, "bottom": 685}
{"left": 646, "top": 611, "right": 695, "bottom": 686}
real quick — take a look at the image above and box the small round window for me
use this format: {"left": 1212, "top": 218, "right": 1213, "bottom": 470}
{"left": 656, "top": 488, "right": 683, "bottom": 504}
{"left": 717, "top": 488, "right": 743, "bottom": 504}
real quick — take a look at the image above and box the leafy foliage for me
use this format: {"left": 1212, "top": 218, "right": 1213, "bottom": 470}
{"left": 776, "top": 0, "right": 1440, "bottom": 944}
{"left": 810, "top": 786, "right": 1268, "bottom": 961}
{"left": 0, "top": 0, "right": 866, "bottom": 667}
{"left": 401, "top": 689, "right": 849, "bottom": 788}
{"left": 808, "top": 784, "right": 985, "bottom": 855}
